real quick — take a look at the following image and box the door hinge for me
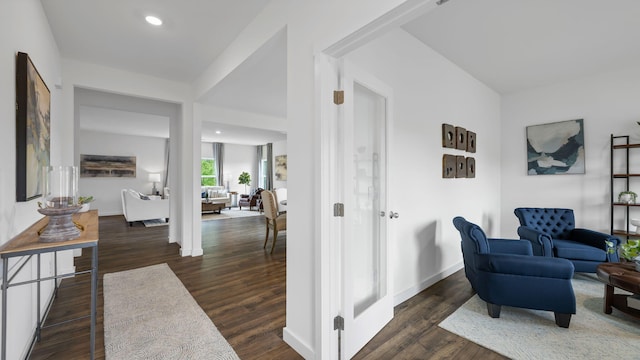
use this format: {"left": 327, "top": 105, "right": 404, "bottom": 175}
{"left": 333, "top": 203, "right": 344, "bottom": 217}
{"left": 334, "top": 315, "right": 344, "bottom": 330}
{"left": 333, "top": 90, "right": 344, "bottom": 105}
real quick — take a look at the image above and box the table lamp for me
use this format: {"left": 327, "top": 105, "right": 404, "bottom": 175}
{"left": 149, "top": 173, "right": 161, "bottom": 195}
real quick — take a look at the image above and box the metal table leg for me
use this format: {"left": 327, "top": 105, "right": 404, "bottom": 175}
{"left": 2, "top": 259, "right": 8, "bottom": 360}
{"left": 90, "top": 245, "right": 98, "bottom": 359}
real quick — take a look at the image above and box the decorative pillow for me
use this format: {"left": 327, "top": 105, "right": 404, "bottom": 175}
{"left": 202, "top": 191, "right": 207, "bottom": 198}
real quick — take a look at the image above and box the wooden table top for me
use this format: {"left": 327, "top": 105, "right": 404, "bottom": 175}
{"left": 0, "top": 210, "right": 99, "bottom": 258}
{"left": 596, "top": 262, "right": 640, "bottom": 294}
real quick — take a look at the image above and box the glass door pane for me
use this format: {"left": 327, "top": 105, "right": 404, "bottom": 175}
{"left": 352, "top": 82, "right": 387, "bottom": 317}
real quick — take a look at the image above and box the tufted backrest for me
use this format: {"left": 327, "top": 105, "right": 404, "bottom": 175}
{"left": 514, "top": 208, "right": 575, "bottom": 239}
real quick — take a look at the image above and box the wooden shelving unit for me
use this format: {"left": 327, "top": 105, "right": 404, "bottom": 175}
{"left": 611, "top": 135, "right": 640, "bottom": 239}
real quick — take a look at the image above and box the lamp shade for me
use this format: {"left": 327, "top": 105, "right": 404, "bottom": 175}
{"left": 148, "top": 173, "right": 161, "bottom": 182}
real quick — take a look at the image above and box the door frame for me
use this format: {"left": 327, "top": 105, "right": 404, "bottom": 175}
{"left": 341, "top": 60, "right": 395, "bottom": 359}
{"left": 315, "top": 3, "right": 439, "bottom": 358}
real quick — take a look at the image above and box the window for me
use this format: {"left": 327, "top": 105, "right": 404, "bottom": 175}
{"left": 201, "top": 158, "right": 216, "bottom": 186}
{"left": 258, "top": 145, "right": 267, "bottom": 189}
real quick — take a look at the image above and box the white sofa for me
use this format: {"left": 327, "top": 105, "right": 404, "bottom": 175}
{"left": 201, "top": 186, "right": 231, "bottom": 208}
{"left": 121, "top": 189, "right": 170, "bottom": 226}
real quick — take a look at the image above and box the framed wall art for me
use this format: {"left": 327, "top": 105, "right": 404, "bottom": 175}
{"left": 80, "top": 154, "right": 137, "bottom": 177}
{"left": 275, "top": 155, "right": 287, "bottom": 181}
{"left": 526, "top": 119, "right": 585, "bottom": 175}
{"left": 16, "top": 52, "right": 50, "bottom": 201}
{"left": 442, "top": 124, "right": 455, "bottom": 148}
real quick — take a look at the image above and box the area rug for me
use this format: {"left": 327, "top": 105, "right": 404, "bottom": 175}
{"left": 439, "top": 274, "right": 640, "bottom": 359}
{"left": 202, "top": 208, "right": 264, "bottom": 221}
{"left": 142, "top": 218, "right": 168, "bottom": 227}
{"left": 103, "top": 263, "right": 239, "bottom": 360}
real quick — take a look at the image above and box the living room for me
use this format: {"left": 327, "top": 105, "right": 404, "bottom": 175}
{"left": 3, "top": 1, "right": 640, "bottom": 359}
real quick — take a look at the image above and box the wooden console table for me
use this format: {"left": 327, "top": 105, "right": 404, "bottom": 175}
{"left": 0, "top": 210, "right": 99, "bottom": 360}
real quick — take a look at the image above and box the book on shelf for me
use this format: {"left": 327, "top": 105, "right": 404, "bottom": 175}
{"left": 627, "top": 294, "right": 640, "bottom": 310}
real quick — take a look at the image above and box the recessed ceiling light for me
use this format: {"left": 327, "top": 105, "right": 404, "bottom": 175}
{"left": 215, "top": 131, "right": 221, "bottom": 134}
{"left": 145, "top": 15, "right": 163, "bottom": 26}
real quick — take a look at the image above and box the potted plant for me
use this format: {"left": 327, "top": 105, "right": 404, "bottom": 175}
{"left": 238, "top": 172, "right": 251, "bottom": 195}
{"left": 78, "top": 196, "right": 94, "bottom": 212}
{"left": 618, "top": 190, "right": 638, "bottom": 204}
{"left": 620, "top": 240, "right": 640, "bottom": 271}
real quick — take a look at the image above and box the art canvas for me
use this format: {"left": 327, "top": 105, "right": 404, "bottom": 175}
{"left": 275, "top": 155, "right": 287, "bottom": 181}
{"left": 16, "top": 52, "right": 50, "bottom": 201}
{"left": 80, "top": 154, "right": 136, "bottom": 177}
{"left": 526, "top": 119, "right": 585, "bottom": 175}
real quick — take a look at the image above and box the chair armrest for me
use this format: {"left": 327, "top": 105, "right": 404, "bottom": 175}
{"left": 570, "top": 228, "right": 619, "bottom": 249}
{"left": 488, "top": 238, "right": 533, "bottom": 256}
{"left": 476, "top": 253, "right": 574, "bottom": 279}
{"left": 570, "top": 228, "right": 621, "bottom": 262}
{"left": 517, "top": 226, "right": 553, "bottom": 257}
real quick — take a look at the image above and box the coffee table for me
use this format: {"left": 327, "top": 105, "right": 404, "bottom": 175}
{"left": 201, "top": 200, "right": 227, "bottom": 214}
{"left": 596, "top": 262, "right": 640, "bottom": 318}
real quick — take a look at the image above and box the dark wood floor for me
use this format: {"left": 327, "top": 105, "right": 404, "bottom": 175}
{"left": 29, "top": 215, "right": 505, "bottom": 360}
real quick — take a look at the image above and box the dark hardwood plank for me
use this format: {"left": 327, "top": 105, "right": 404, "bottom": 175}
{"left": 29, "top": 215, "right": 504, "bottom": 360}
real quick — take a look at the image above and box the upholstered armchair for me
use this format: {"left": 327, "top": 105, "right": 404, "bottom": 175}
{"left": 453, "top": 216, "right": 576, "bottom": 328}
{"left": 239, "top": 188, "right": 264, "bottom": 211}
{"left": 514, "top": 208, "right": 620, "bottom": 273}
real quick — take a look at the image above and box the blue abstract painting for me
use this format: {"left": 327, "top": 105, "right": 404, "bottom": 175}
{"left": 526, "top": 119, "right": 585, "bottom": 175}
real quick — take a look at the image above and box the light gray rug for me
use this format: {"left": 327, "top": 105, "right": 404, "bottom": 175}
{"left": 439, "top": 274, "right": 640, "bottom": 359}
{"left": 142, "top": 218, "right": 168, "bottom": 227}
{"left": 103, "top": 263, "right": 240, "bottom": 360}
{"left": 202, "top": 208, "right": 264, "bottom": 221}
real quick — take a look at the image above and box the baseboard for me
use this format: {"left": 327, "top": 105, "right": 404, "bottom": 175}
{"left": 393, "top": 261, "right": 464, "bottom": 306}
{"left": 179, "top": 247, "right": 204, "bottom": 257}
{"left": 283, "top": 327, "right": 314, "bottom": 359}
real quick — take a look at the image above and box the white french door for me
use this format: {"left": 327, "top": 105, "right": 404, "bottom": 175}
{"left": 339, "top": 61, "right": 394, "bottom": 359}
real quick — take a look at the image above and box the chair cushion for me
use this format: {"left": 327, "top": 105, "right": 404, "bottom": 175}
{"left": 553, "top": 239, "right": 607, "bottom": 262}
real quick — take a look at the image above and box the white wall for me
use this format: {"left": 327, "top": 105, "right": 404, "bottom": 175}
{"left": 79, "top": 130, "right": 167, "bottom": 215}
{"left": 272, "top": 139, "right": 287, "bottom": 189}
{"left": 0, "top": 1, "right": 69, "bottom": 358}
{"left": 345, "top": 28, "right": 502, "bottom": 304}
{"left": 500, "top": 65, "right": 640, "bottom": 237}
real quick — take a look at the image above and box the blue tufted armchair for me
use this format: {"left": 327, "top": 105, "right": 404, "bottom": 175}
{"left": 514, "top": 208, "right": 620, "bottom": 273}
{"left": 453, "top": 216, "right": 576, "bottom": 327}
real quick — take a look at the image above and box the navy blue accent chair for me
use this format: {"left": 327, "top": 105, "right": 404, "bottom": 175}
{"left": 453, "top": 216, "right": 576, "bottom": 328}
{"left": 514, "top": 208, "right": 620, "bottom": 273}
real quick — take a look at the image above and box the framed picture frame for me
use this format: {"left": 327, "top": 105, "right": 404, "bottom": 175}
{"left": 275, "top": 155, "right": 287, "bottom": 181}
{"left": 16, "top": 52, "right": 50, "bottom": 201}
{"left": 80, "top": 154, "right": 137, "bottom": 177}
{"left": 526, "top": 119, "right": 585, "bottom": 175}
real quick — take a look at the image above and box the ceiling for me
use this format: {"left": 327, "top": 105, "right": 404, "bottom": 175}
{"left": 402, "top": 0, "right": 640, "bottom": 94}
{"left": 42, "top": 0, "right": 640, "bottom": 140}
